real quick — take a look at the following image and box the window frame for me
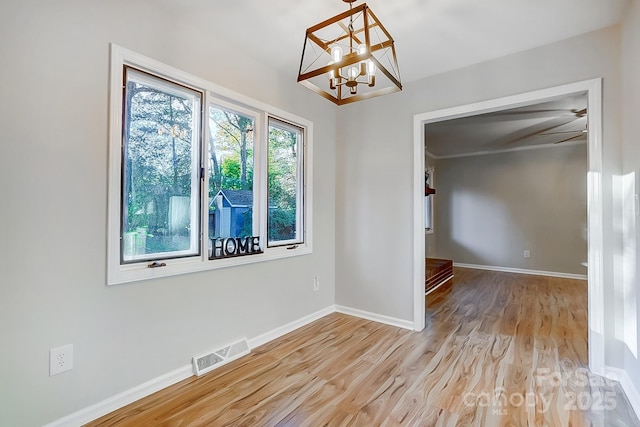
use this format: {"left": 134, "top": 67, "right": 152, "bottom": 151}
{"left": 108, "top": 44, "right": 313, "bottom": 285}
{"left": 207, "top": 97, "right": 263, "bottom": 245}
{"left": 120, "top": 66, "right": 204, "bottom": 264}
{"left": 266, "top": 116, "right": 305, "bottom": 248}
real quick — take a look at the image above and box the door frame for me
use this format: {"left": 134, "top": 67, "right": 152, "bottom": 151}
{"left": 412, "top": 78, "right": 604, "bottom": 373}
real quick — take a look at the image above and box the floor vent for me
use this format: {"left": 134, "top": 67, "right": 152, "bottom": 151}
{"left": 192, "top": 338, "right": 250, "bottom": 377}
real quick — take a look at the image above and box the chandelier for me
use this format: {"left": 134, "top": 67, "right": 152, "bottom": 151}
{"left": 297, "top": 0, "right": 402, "bottom": 105}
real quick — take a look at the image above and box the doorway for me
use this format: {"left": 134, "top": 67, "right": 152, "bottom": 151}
{"left": 412, "top": 79, "right": 604, "bottom": 373}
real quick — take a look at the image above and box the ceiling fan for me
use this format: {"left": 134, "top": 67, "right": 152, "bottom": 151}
{"left": 492, "top": 106, "right": 588, "bottom": 148}
{"left": 538, "top": 108, "right": 588, "bottom": 144}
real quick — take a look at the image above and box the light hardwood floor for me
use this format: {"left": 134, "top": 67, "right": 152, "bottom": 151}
{"left": 87, "top": 268, "right": 640, "bottom": 426}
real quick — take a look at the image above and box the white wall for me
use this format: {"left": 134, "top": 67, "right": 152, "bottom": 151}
{"left": 434, "top": 144, "right": 588, "bottom": 274}
{"left": 621, "top": 0, "right": 640, "bottom": 405}
{"left": 336, "top": 25, "right": 622, "bottom": 352}
{"left": 0, "top": 1, "right": 336, "bottom": 425}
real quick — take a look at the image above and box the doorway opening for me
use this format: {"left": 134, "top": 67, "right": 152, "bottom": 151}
{"left": 412, "top": 79, "right": 604, "bottom": 373}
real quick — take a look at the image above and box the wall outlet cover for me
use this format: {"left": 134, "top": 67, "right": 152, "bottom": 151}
{"left": 50, "top": 344, "right": 74, "bottom": 376}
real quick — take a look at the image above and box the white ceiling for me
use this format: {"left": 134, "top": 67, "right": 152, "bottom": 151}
{"left": 154, "top": 0, "right": 626, "bottom": 154}
{"left": 155, "top": 0, "right": 629, "bottom": 83}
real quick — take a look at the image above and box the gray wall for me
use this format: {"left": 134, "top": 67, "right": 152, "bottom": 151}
{"left": 337, "top": 13, "right": 640, "bottom": 403}
{"left": 335, "top": 24, "right": 623, "bottom": 364}
{"left": 434, "top": 144, "right": 587, "bottom": 274}
{"left": 0, "top": 1, "right": 336, "bottom": 425}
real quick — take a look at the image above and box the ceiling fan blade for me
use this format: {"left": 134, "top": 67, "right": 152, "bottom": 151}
{"left": 541, "top": 129, "right": 587, "bottom": 135}
{"left": 553, "top": 133, "right": 586, "bottom": 144}
{"left": 572, "top": 108, "right": 587, "bottom": 117}
{"left": 495, "top": 115, "right": 581, "bottom": 147}
{"left": 483, "top": 110, "right": 581, "bottom": 121}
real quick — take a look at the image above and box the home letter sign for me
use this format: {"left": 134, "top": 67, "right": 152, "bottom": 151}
{"left": 210, "top": 236, "right": 262, "bottom": 260}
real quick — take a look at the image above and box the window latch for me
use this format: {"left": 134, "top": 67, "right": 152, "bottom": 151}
{"left": 286, "top": 245, "right": 299, "bottom": 250}
{"left": 147, "top": 261, "right": 167, "bottom": 268}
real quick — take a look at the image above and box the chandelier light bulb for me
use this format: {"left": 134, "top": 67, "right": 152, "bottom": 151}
{"left": 357, "top": 44, "right": 367, "bottom": 55}
{"left": 327, "top": 61, "right": 337, "bottom": 90}
{"left": 367, "top": 59, "right": 376, "bottom": 76}
{"left": 327, "top": 61, "right": 335, "bottom": 79}
{"left": 367, "top": 60, "right": 376, "bottom": 86}
{"left": 349, "top": 66, "right": 359, "bottom": 79}
{"left": 331, "top": 45, "right": 343, "bottom": 63}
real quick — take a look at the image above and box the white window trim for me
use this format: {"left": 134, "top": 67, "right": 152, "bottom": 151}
{"left": 107, "top": 44, "right": 313, "bottom": 285}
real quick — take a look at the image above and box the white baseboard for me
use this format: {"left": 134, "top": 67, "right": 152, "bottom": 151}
{"left": 247, "top": 305, "right": 335, "bottom": 349}
{"left": 43, "top": 364, "right": 193, "bottom": 427}
{"left": 46, "top": 304, "right": 416, "bottom": 426}
{"left": 604, "top": 366, "right": 640, "bottom": 421}
{"left": 454, "top": 263, "right": 587, "bottom": 280}
{"left": 335, "top": 305, "right": 414, "bottom": 330}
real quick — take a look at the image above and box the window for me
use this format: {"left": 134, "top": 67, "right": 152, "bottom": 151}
{"left": 425, "top": 195, "right": 433, "bottom": 232}
{"left": 267, "top": 118, "right": 304, "bottom": 246}
{"left": 108, "top": 45, "right": 312, "bottom": 285}
{"left": 207, "top": 102, "right": 259, "bottom": 253}
{"left": 121, "top": 68, "right": 202, "bottom": 263}
{"left": 425, "top": 166, "right": 435, "bottom": 233}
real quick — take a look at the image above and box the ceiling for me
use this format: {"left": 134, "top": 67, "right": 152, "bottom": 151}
{"left": 155, "top": 0, "right": 628, "bottom": 83}
{"left": 424, "top": 93, "right": 588, "bottom": 158}
{"left": 152, "top": 0, "right": 625, "bottom": 155}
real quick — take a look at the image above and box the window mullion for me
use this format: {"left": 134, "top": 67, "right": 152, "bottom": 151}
{"left": 257, "top": 112, "right": 269, "bottom": 249}
{"left": 201, "top": 91, "right": 211, "bottom": 260}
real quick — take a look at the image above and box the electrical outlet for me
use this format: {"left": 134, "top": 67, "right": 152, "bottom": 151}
{"left": 313, "top": 276, "right": 320, "bottom": 291}
{"left": 50, "top": 344, "right": 73, "bottom": 376}
{"left": 524, "top": 250, "right": 531, "bottom": 258}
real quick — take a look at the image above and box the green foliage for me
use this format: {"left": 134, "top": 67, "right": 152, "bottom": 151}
{"left": 208, "top": 107, "right": 254, "bottom": 194}
{"left": 267, "top": 121, "right": 299, "bottom": 241}
{"left": 222, "top": 157, "right": 240, "bottom": 179}
{"left": 124, "top": 78, "right": 196, "bottom": 236}
{"left": 238, "top": 209, "right": 254, "bottom": 237}
{"left": 217, "top": 156, "right": 253, "bottom": 191}
{"left": 268, "top": 208, "right": 296, "bottom": 241}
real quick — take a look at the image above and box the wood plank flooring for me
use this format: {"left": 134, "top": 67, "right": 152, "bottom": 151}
{"left": 87, "top": 268, "right": 640, "bottom": 426}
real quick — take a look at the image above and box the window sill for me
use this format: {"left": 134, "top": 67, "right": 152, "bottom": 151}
{"left": 108, "top": 245, "right": 312, "bottom": 286}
